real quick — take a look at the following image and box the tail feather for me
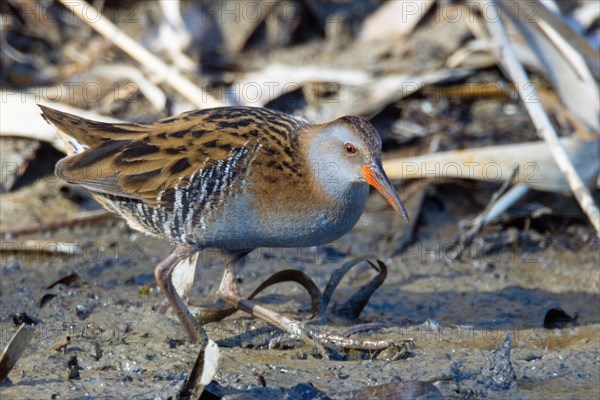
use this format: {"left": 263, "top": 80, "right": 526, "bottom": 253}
{"left": 38, "top": 105, "right": 148, "bottom": 155}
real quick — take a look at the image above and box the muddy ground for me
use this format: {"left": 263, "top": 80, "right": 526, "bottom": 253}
{"left": 1, "top": 173, "right": 598, "bottom": 399}
{"left": 1, "top": 1, "right": 599, "bottom": 399}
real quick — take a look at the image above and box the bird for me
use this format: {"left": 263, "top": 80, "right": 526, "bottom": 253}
{"left": 40, "top": 105, "right": 408, "bottom": 351}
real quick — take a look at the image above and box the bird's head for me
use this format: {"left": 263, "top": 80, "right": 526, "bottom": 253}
{"left": 305, "top": 115, "right": 409, "bottom": 223}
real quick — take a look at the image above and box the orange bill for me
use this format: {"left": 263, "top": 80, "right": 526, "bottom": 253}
{"left": 362, "top": 164, "right": 409, "bottom": 223}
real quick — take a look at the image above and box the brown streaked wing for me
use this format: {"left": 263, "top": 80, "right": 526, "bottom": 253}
{"left": 54, "top": 107, "right": 309, "bottom": 206}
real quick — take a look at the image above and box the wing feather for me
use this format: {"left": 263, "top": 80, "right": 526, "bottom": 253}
{"left": 46, "top": 106, "right": 308, "bottom": 207}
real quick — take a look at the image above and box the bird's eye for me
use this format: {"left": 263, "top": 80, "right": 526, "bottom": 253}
{"left": 344, "top": 143, "right": 356, "bottom": 155}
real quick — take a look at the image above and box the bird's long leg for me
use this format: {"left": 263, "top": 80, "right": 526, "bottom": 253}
{"left": 217, "top": 253, "right": 398, "bottom": 353}
{"left": 155, "top": 244, "right": 207, "bottom": 345}
{"left": 217, "top": 252, "right": 309, "bottom": 342}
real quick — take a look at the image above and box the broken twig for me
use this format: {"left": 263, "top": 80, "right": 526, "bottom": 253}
{"left": 0, "top": 210, "right": 113, "bottom": 237}
{"left": 56, "top": 0, "right": 225, "bottom": 109}
{"left": 483, "top": 1, "right": 599, "bottom": 233}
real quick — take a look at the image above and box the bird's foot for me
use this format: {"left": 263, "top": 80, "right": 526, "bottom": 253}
{"left": 217, "top": 255, "right": 399, "bottom": 358}
{"left": 267, "top": 321, "right": 328, "bottom": 357}
{"left": 267, "top": 320, "right": 409, "bottom": 362}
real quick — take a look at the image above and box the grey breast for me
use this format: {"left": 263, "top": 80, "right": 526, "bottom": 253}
{"left": 197, "top": 181, "right": 369, "bottom": 250}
